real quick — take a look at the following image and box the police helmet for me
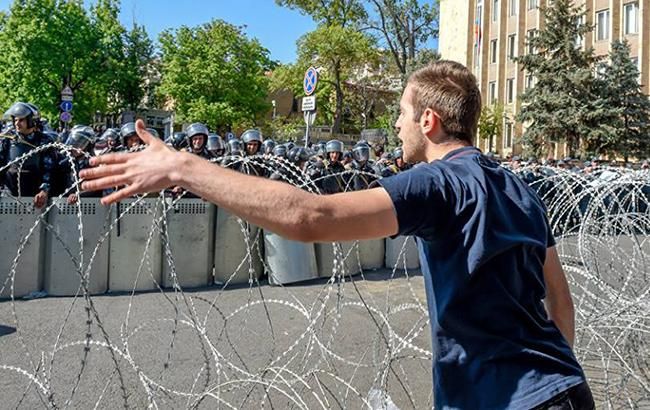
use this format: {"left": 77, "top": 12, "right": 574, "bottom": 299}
{"left": 287, "top": 146, "right": 309, "bottom": 165}
{"left": 262, "top": 138, "right": 276, "bottom": 155}
{"left": 169, "top": 131, "right": 187, "bottom": 150}
{"left": 393, "top": 147, "right": 403, "bottom": 160}
{"left": 65, "top": 126, "right": 94, "bottom": 151}
{"left": 120, "top": 122, "right": 142, "bottom": 147}
{"left": 325, "top": 140, "right": 344, "bottom": 154}
{"left": 186, "top": 123, "right": 209, "bottom": 139}
{"left": 241, "top": 129, "right": 262, "bottom": 144}
{"left": 272, "top": 144, "right": 287, "bottom": 158}
{"left": 206, "top": 133, "right": 226, "bottom": 158}
{"left": 352, "top": 142, "right": 370, "bottom": 163}
{"left": 3, "top": 102, "right": 38, "bottom": 128}
{"left": 101, "top": 128, "right": 120, "bottom": 145}
{"left": 228, "top": 138, "right": 243, "bottom": 156}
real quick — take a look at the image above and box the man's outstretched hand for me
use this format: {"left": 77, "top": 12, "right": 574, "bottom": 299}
{"left": 80, "top": 119, "right": 184, "bottom": 205}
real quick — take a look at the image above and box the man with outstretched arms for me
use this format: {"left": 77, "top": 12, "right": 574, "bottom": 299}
{"left": 80, "top": 61, "right": 593, "bottom": 409}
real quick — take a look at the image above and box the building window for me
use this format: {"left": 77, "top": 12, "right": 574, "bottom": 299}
{"left": 506, "top": 78, "right": 515, "bottom": 103}
{"left": 526, "top": 29, "right": 536, "bottom": 54}
{"left": 503, "top": 120, "right": 514, "bottom": 149}
{"left": 490, "top": 39, "right": 498, "bottom": 63}
{"left": 624, "top": 2, "right": 639, "bottom": 35}
{"left": 492, "top": 0, "right": 499, "bottom": 22}
{"left": 489, "top": 81, "right": 497, "bottom": 104}
{"left": 525, "top": 74, "right": 534, "bottom": 90}
{"left": 508, "top": 34, "right": 517, "bottom": 60}
{"left": 509, "top": 0, "right": 517, "bottom": 16}
{"left": 596, "top": 9, "right": 610, "bottom": 41}
{"left": 631, "top": 57, "right": 641, "bottom": 83}
{"left": 527, "top": 0, "right": 537, "bottom": 10}
{"left": 575, "top": 16, "right": 585, "bottom": 47}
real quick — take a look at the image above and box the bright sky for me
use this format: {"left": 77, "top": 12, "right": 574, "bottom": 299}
{"left": 0, "top": 0, "right": 437, "bottom": 64}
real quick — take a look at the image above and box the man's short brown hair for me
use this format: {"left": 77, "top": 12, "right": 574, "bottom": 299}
{"left": 408, "top": 60, "right": 482, "bottom": 144}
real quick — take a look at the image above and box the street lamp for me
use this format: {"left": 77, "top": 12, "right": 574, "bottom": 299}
{"left": 271, "top": 100, "right": 276, "bottom": 120}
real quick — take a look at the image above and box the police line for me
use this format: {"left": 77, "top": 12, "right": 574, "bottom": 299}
{"left": 0, "top": 197, "right": 419, "bottom": 299}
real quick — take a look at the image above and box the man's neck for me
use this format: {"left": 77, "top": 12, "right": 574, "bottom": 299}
{"left": 426, "top": 140, "right": 472, "bottom": 162}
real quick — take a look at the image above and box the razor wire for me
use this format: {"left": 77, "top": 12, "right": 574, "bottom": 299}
{"left": 0, "top": 145, "right": 648, "bottom": 409}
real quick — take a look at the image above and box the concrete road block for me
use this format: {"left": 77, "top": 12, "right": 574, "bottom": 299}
{"left": 265, "top": 232, "right": 318, "bottom": 285}
{"left": 109, "top": 198, "right": 162, "bottom": 292}
{"left": 0, "top": 198, "right": 44, "bottom": 298}
{"left": 44, "top": 198, "right": 110, "bottom": 296}
{"left": 315, "top": 241, "right": 362, "bottom": 278}
{"left": 162, "top": 199, "right": 215, "bottom": 289}
{"left": 385, "top": 236, "right": 420, "bottom": 270}
{"left": 213, "top": 208, "right": 263, "bottom": 285}
{"left": 359, "top": 239, "right": 385, "bottom": 270}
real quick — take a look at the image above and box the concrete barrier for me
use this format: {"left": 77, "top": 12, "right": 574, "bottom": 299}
{"left": 0, "top": 198, "right": 44, "bottom": 298}
{"left": 385, "top": 236, "right": 420, "bottom": 270}
{"left": 265, "top": 232, "right": 318, "bottom": 285}
{"left": 44, "top": 198, "right": 110, "bottom": 296}
{"left": 108, "top": 198, "right": 162, "bottom": 292}
{"left": 161, "top": 198, "right": 215, "bottom": 289}
{"left": 213, "top": 208, "right": 263, "bottom": 285}
{"left": 359, "top": 239, "right": 385, "bottom": 270}
{"left": 315, "top": 241, "right": 362, "bottom": 278}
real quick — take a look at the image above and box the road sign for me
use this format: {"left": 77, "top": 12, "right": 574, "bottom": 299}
{"left": 303, "top": 67, "right": 318, "bottom": 96}
{"left": 61, "top": 86, "right": 73, "bottom": 102}
{"left": 60, "top": 112, "right": 72, "bottom": 123}
{"left": 303, "top": 110, "right": 316, "bottom": 127}
{"left": 60, "top": 101, "right": 73, "bottom": 112}
{"left": 301, "top": 96, "right": 316, "bottom": 112}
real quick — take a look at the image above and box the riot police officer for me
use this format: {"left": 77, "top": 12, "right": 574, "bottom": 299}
{"left": 241, "top": 129, "right": 262, "bottom": 156}
{"left": 262, "top": 138, "right": 276, "bottom": 155}
{"left": 393, "top": 147, "right": 411, "bottom": 172}
{"left": 347, "top": 141, "right": 378, "bottom": 191}
{"left": 120, "top": 122, "right": 143, "bottom": 150}
{"left": 60, "top": 126, "right": 96, "bottom": 204}
{"left": 165, "top": 131, "right": 187, "bottom": 151}
{"left": 185, "top": 123, "right": 210, "bottom": 159}
{"left": 318, "top": 139, "right": 347, "bottom": 194}
{"left": 98, "top": 128, "right": 121, "bottom": 154}
{"left": 206, "top": 133, "right": 226, "bottom": 161}
{"left": 0, "top": 102, "right": 56, "bottom": 207}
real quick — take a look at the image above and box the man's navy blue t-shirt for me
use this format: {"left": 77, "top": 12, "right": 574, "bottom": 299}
{"left": 377, "top": 147, "right": 585, "bottom": 409}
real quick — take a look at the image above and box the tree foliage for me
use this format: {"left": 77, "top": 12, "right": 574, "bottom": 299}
{"left": 365, "top": 0, "right": 439, "bottom": 78}
{"left": 515, "top": 0, "right": 604, "bottom": 157}
{"left": 158, "top": 19, "right": 274, "bottom": 130}
{"left": 592, "top": 40, "right": 650, "bottom": 159}
{"left": 478, "top": 103, "right": 504, "bottom": 153}
{"left": 275, "top": 0, "right": 366, "bottom": 27}
{"left": 0, "top": 0, "right": 154, "bottom": 125}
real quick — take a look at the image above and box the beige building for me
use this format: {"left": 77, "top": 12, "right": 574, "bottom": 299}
{"left": 440, "top": 0, "right": 649, "bottom": 157}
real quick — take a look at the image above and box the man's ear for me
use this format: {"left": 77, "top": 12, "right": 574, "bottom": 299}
{"left": 419, "top": 108, "right": 438, "bottom": 137}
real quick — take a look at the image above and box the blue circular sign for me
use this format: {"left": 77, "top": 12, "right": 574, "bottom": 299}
{"left": 60, "top": 101, "right": 73, "bottom": 112}
{"left": 60, "top": 112, "right": 72, "bottom": 122}
{"left": 303, "top": 67, "right": 318, "bottom": 96}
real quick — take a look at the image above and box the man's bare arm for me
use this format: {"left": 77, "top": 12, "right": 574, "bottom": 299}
{"left": 543, "top": 246, "right": 575, "bottom": 347}
{"left": 80, "top": 120, "right": 399, "bottom": 243}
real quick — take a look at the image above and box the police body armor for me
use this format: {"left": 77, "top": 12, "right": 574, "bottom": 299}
{"left": 1, "top": 131, "right": 53, "bottom": 197}
{"left": 347, "top": 160, "right": 378, "bottom": 191}
{"left": 319, "top": 160, "right": 347, "bottom": 194}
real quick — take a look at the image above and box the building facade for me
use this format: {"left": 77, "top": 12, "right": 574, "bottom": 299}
{"left": 440, "top": 0, "right": 649, "bottom": 157}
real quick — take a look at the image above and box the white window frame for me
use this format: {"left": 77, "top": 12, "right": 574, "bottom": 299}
{"left": 503, "top": 120, "right": 514, "bottom": 149}
{"left": 525, "top": 74, "right": 534, "bottom": 90}
{"left": 506, "top": 78, "right": 515, "bottom": 103}
{"left": 492, "top": 0, "right": 499, "bottom": 22}
{"left": 490, "top": 39, "right": 498, "bottom": 64}
{"left": 526, "top": 29, "right": 536, "bottom": 54}
{"left": 509, "top": 0, "right": 517, "bottom": 16}
{"left": 596, "top": 9, "right": 610, "bottom": 41}
{"left": 527, "top": 0, "right": 537, "bottom": 10}
{"left": 489, "top": 81, "right": 497, "bottom": 104}
{"left": 575, "top": 16, "right": 585, "bottom": 47}
{"left": 623, "top": 2, "right": 639, "bottom": 35}
{"left": 507, "top": 34, "right": 517, "bottom": 60}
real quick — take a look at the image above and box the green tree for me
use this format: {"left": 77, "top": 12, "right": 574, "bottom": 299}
{"left": 594, "top": 40, "right": 650, "bottom": 160}
{"left": 275, "top": 0, "right": 366, "bottom": 27}
{"left": 515, "top": 0, "right": 605, "bottom": 157}
{"left": 158, "top": 20, "right": 274, "bottom": 130}
{"left": 119, "top": 24, "right": 155, "bottom": 111}
{"left": 365, "top": 0, "right": 439, "bottom": 78}
{"left": 297, "top": 24, "right": 377, "bottom": 133}
{"left": 478, "top": 103, "right": 504, "bottom": 153}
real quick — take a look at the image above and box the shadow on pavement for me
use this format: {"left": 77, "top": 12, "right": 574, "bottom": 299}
{"left": 0, "top": 324, "right": 16, "bottom": 337}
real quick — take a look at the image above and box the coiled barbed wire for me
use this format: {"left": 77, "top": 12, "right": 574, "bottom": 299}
{"left": 0, "top": 145, "right": 648, "bottom": 408}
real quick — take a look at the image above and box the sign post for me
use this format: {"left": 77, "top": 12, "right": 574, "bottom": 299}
{"left": 60, "top": 86, "right": 74, "bottom": 129}
{"left": 302, "top": 67, "right": 318, "bottom": 147}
